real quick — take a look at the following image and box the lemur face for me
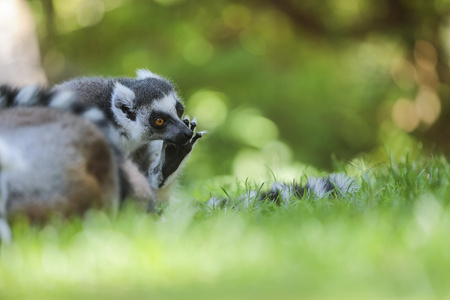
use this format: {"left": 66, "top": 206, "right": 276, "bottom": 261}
{"left": 144, "top": 92, "right": 193, "bottom": 144}
{"left": 110, "top": 71, "right": 193, "bottom": 149}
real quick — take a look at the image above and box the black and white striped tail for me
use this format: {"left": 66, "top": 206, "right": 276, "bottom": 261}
{"left": 0, "top": 84, "right": 112, "bottom": 138}
{"left": 206, "top": 173, "right": 358, "bottom": 209}
{"left": 261, "top": 173, "right": 358, "bottom": 205}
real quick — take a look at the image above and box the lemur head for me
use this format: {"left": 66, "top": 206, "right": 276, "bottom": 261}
{"left": 110, "top": 69, "right": 193, "bottom": 148}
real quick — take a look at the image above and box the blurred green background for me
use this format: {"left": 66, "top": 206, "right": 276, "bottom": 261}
{"left": 24, "top": 0, "right": 450, "bottom": 182}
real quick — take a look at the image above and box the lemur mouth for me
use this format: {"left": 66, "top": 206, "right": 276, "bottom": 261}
{"left": 167, "top": 138, "right": 191, "bottom": 146}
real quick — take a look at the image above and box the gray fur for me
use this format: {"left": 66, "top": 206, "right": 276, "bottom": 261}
{"left": 327, "top": 173, "right": 358, "bottom": 196}
{"left": 49, "top": 90, "right": 77, "bottom": 109}
{"left": 268, "top": 182, "right": 298, "bottom": 205}
{"left": 0, "top": 139, "right": 22, "bottom": 244}
{"left": 0, "top": 107, "right": 121, "bottom": 242}
{"left": 53, "top": 70, "right": 189, "bottom": 152}
{"left": 0, "top": 84, "right": 115, "bottom": 143}
{"left": 0, "top": 86, "right": 155, "bottom": 242}
{"left": 53, "top": 71, "right": 175, "bottom": 132}
{"left": 53, "top": 69, "right": 202, "bottom": 202}
{"left": 304, "top": 177, "right": 331, "bottom": 198}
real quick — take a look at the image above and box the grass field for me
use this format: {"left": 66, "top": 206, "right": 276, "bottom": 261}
{"left": 1, "top": 154, "right": 450, "bottom": 299}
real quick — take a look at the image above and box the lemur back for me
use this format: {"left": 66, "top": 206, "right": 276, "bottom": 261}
{"left": 0, "top": 107, "right": 120, "bottom": 242}
{"left": 0, "top": 107, "right": 120, "bottom": 216}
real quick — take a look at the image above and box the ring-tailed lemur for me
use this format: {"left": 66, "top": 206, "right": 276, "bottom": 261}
{"left": 207, "top": 173, "right": 358, "bottom": 209}
{"left": 52, "top": 69, "right": 204, "bottom": 202}
{"left": 0, "top": 85, "right": 153, "bottom": 243}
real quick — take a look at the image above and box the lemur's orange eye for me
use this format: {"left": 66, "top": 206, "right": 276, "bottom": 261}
{"left": 155, "top": 118, "right": 165, "bottom": 126}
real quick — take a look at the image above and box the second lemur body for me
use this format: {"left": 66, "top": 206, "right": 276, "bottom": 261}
{"left": 0, "top": 85, "right": 154, "bottom": 242}
{"left": 53, "top": 69, "right": 202, "bottom": 201}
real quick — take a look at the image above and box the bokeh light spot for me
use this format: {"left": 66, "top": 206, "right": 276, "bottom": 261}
{"left": 415, "top": 87, "right": 441, "bottom": 125}
{"left": 182, "top": 38, "right": 214, "bottom": 66}
{"left": 53, "top": 0, "right": 85, "bottom": 33}
{"left": 222, "top": 5, "right": 251, "bottom": 30}
{"left": 104, "top": 0, "right": 124, "bottom": 11}
{"left": 77, "top": 0, "right": 105, "bottom": 28}
{"left": 330, "top": 0, "right": 374, "bottom": 27}
{"left": 230, "top": 109, "right": 278, "bottom": 148}
{"left": 154, "top": 0, "right": 184, "bottom": 6}
{"left": 390, "top": 59, "right": 416, "bottom": 91}
{"left": 232, "top": 149, "right": 266, "bottom": 180}
{"left": 392, "top": 98, "right": 419, "bottom": 132}
{"left": 261, "top": 141, "right": 293, "bottom": 166}
{"left": 54, "top": 0, "right": 84, "bottom": 18}
{"left": 414, "top": 40, "right": 438, "bottom": 71}
{"left": 188, "top": 90, "right": 228, "bottom": 131}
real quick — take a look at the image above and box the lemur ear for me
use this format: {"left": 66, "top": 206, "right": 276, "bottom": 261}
{"left": 136, "top": 69, "right": 162, "bottom": 80}
{"left": 112, "top": 82, "right": 136, "bottom": 121}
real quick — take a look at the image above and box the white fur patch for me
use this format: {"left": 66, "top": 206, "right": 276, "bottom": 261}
{"left": 205, "top": 197, "right": 227, "bottom": 210}
{"left": 146, "top": 140, "right": 184, "bottom": 191}
{"left": 82, "top": 108, "right": 105, "bottom": 123}
{"left": 271, "top": 182, "right": 295, "bottom": 205}
{"left": 0, "top": 139, "right": 22, "bottom": 243}
{"left": 305, "top": 177, "right": 328, "bottom": 198}
{"left": 241, "top": 190, "right": 259, "bottom": 208}
{"left": 122, "top": 158, "right": 154, "bottom": 201}
{"left": 110, "top": 82, "right": 142, "bottom": 152}
{"left": 14, "top": 85, "right": 39, "bottom": 105}
{"left": 148, "top": 140, "right": 163, "bottom": 165}
{"left": 153, "top": 92, "right": 178, "bottom": 117}
{"left": 136, "top": 69, "right": 162, "bottom": 80}
{"left": 328, "top": 173, "right": 358, "bottom": 196}
{"left": 112, "top": 82, "right": 135, "bottom": 107}
{"left": 0, "top": 139, "right": 25, "bottom": 171}
{"left": 106, "top": 126, "right": 121, "bottom": 147}
{"left": 306, "top": 173, "right": 358, "bottom": 198}
{"left": 50, "top": 90, "right": 76, "bottom": 109}
{"left": 111, "top": 85, "right": 145, "bottom": 154}
{"left": 116, "top": 130, "right": 146, "bottom": 154}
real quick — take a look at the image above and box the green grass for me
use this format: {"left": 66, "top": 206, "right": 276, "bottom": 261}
{"left": 1, "top": 154, "right": 450, "bottom": 299}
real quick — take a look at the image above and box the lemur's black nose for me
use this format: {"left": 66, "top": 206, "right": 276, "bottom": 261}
{"left": 176, "top": 126, "right": 193, "bottom": 144}
{"left": 184, "top": 130, "right": 193, "bottom": 139}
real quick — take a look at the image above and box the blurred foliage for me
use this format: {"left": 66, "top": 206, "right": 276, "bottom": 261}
{"left": 27, "top": 0, "right": 450, "bottom": 182}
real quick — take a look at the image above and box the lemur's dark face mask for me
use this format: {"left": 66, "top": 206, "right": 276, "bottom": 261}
{"left": 149, "top": 111, "right": 193, "bottom": 145}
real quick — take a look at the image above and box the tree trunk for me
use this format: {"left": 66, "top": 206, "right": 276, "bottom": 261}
{"left": 0, "top": 0, "right": 47, "bottom": 86}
